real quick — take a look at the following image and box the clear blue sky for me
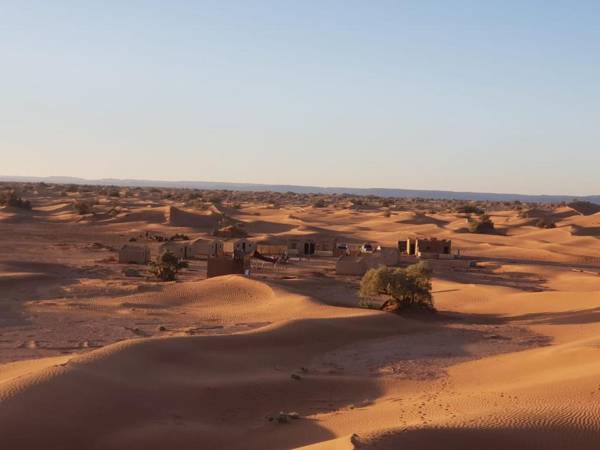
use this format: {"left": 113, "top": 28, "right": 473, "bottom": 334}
{"left": 2, "top": 1, "right": 599, "bottom": 194}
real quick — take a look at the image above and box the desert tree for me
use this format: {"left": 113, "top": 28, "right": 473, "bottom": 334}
{"left": 359, "top": 262, "right": 434, "bottom": 312}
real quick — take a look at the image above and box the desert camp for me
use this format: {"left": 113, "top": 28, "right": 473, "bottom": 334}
{"left": 2, "top": 2, "right": 600, "bottom": 449}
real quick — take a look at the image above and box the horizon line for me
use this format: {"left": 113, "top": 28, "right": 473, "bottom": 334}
{"left": 0, "top": 174, "right": 598, "bottom": 201}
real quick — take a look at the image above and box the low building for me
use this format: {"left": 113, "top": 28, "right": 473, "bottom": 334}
{"left": 399, "top": 238, "right": 452, "bottom": 258}
{"left": 254, "top": 237, "right": 288, "bottom": 256}
{"left": 404, "top": 238, "right": 417, "bottom": 255}
{"left": 190, "top": 238, "right": 224, "bottom": 258}
{"left": 376, "top": 247, "right": 400, "bottom": 266}
{"left": 233, "top": 238, "right": 257, "bottom": 255}
{"left": 287, "top": 237, "right": 316, "bottom": 256}
{"left": 398, "top": 240, "right": 408, "bottom": 254}
{"left": 335, "top": 254, "right": 388, "bottom": 276}
{"left": 287, "top": 236, "right": 341, "bottom": 257}
{"left": 334, "top": 242, "right": 350, "bottom": 256}
{"left": 206, "top": 255, "right": 249, "bottom": 278}
{"left": 159, "top": 241, "right": 190, "bottom": 260}
{"left": 346, "top": 242, "right": 364, "bottom": 255}
{"left": 256, "top": 243, "right": 288, "bottom": 256}
{"left": 314, "top": 237, "right": 338, "bottom": 257}
{"left": 335, "top": 255, "right": 367, "bottom": 276}
{"left": 415, "top": 238, "right": 452, "bottom": 257}
{"left": 415, "top": 238, "right": 452, "bottom": 259}
{"left": 118, "top": 245, "right": 150, "bottom": 264}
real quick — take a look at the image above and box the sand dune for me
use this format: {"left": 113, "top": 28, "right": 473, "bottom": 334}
{"left": 242, "top": 219, "right": 297, "bottom": 235}
{"left": 92, "top": 275, "right": 357, "bottom": 326}
{"left": 2, "top": 197, "right": 600, "bottom": 449}
{"left": 35, "top": 202, "right": 75, "bottom": 214}
{"left": 167, "top": 206, "right": 221, "bottom": 229}
{"left": 0, "top": 277, "right": 416, "bottom": 449}
{"left": 3, "top": 269, "right": 599, "bottom": 449}
{"left": 110, "top": 208, "right": 167, "bottom": 225}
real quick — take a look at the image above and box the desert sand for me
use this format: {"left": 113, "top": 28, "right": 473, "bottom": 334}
{"left": 1, "top": 185, "right": 600, "bottom": 449}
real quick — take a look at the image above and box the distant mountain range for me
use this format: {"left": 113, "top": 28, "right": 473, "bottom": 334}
{"left": 2, "top": 175, "right": 599, "bottom": 204}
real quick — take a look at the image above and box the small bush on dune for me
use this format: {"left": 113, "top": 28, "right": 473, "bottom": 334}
{"left": 468, "top": 214, "right": 495, "bottom": 234}
{"left": 148, "top": 251, "right": 187, "bottom": 281}
{"left": 359, "top": 262, "right": 435, "bottom": 312}
{"left": 74, "top": 200, "right": 94, "bottom": 215}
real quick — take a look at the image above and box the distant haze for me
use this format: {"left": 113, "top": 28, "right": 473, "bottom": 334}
{"left": 2, "top": 2, "right": 600, "bottom": 194}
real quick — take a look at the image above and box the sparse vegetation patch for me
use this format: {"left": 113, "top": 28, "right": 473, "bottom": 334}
{"left": 469, "top": 214, "right": 495, "bottom": 234}
{"left": 0, "top": 190, "right": 32, "bottom": 210}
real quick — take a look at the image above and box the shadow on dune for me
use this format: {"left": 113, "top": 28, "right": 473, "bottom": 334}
{"left": 434, "top": 263, "right": 549, "bottom": 292}
{"left": 0, "top": 207, "right": 36, "bottom": 223}
{"left": 570, "top": 225, "right": 600, "bottom": 237}
{"left": 109, "top": 209, "right": 167, "bottom": 224}
{"left": 0, "top": 308, "right": 539, "bottom": 450}
{"left": 356, "top": 426, "right": 600, "bottom": 450}
{"left": 454, "top": 226, "right": 509, "bottom": 236}
{"left": 34, "top": 203, "right": 75, "bottom": 216}
{"left": 396, "top": 214, "right": 450, "bottom": 227}
{"left": 0, "top": 314, "right": 399, "bottom": 450}
{"left": 441, "top": 304, "right": 600, "bottom": 328}
{"left": 243, "top": 220, "right": 297, "bottom": 234}
{"left": 0, "top": 262, "right": 561, "bottom": 450}
{"left": 0, "top": 260, "right": 82, "bottom": 326}
{"left": 1, "top": 260, "right": 78, "bottom": 274}
{"left": 508, "top": 306, "right": 600, "bottom": 326}
{"left": 271, "top": 277, "right": 361, "bottom": 308}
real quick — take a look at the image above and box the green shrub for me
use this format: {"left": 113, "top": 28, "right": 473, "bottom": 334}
{"left": 148, "top": 251, "right": 187, "bottom": 281}
{"left": 359, "top": 262, "right": 434, "bottom": 312}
